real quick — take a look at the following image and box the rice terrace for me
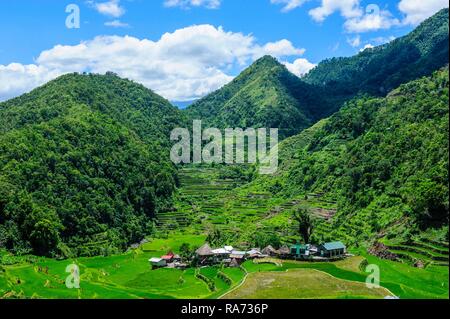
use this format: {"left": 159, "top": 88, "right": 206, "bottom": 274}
{"left": 0, "top": 166, "right": 448, "bottom": 299}
{"left": 0, "top": 1, "right": 449, "bottom": 303}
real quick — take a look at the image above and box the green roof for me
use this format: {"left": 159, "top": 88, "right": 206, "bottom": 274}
{"left": 322, "top": 241, "right": 346, "bottom": 250}
{"left": 290, "top": 244, "right": 307, "bottom": 249}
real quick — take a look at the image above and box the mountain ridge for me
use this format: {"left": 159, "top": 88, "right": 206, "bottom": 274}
{"left": 186, "top": 8, "right": 449, "bottom": 136}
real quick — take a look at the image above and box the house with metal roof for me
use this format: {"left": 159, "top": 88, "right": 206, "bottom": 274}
{"left": 149, "top": 258, "right": 167, "bottom": 268}
{"left": 212, "top": 248, "right": 230, "bottom": 255}
{"left": 161, "top": 251, "right": 175, "bottom": 263}
{"left": 290, "top": 243, "right": 308, "bottom": 258}
{"left": 224, "top": 246, "right": 234, "bottom": 252}
{"left": 318, "top": 241, "right": 346, "bottom": 258}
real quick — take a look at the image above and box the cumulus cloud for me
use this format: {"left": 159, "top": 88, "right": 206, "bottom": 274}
{"left": 89, "top": 0, "right": 126, "bottom": 17}
{"left": 0, "top": 25, "right": 310, "bottom": 102}
{"left": 164, "top": 0, "right": 221, "bottom": 9}
{"left": 398, "top": 0, "right": 448, "bottom": 25}
{"left": 0, "top": 64, "right": 61, "bottom": 101}
{"left": 344, "top": 5, "right": 400, "bottom": 33}
{"left": 359, "top": 43, "right": 374, "bottom": 52}
{"left": 307, "top": 1, "right": 403, "bottom": 33}
{"left": 270, "top": 0, "right": 308, "bottom": 13}
{"left": 283, "top": 58, "right": 316, "bottom": 77}
{"left": 309, "top": 0, "right": 362, "bottom": 22}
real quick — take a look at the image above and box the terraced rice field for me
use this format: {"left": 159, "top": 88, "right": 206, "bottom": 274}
{"left": 160, "top": 165, "right": 340, "bottom": 243}
{"left": 2, "top": 166, "right": 447, "bottom": 300}
{"left": 0, "top": 234, "right": 243, "bottom": 299}
{"left": 383, "top": 239, "right": 449, "bottom": 267}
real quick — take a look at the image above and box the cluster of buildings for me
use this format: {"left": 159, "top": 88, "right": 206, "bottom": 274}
{"left": 149, "top": 251, "right": 188, "bottom": 269}
{"left": 148, "top": 241, "right": 347, "bottom": 269}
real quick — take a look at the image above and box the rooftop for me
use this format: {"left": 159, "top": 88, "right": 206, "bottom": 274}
{"left": 322, "top": 241, "right": 346, "bottom": 250}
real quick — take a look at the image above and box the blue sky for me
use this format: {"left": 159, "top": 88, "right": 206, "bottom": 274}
{"left": 0, "top": 0, "right": 447, "bottom": 102}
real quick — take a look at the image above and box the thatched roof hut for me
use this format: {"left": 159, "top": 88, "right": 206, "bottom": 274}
{"left": 229, "top": 258, "right": 240, "bottom": 268}
{"left": 278, "top": 245, "right": 290, "bottom": 255}
{"left": 195, "top": 243, "right": 213, "bottom": 256}
{"left": 262, "top": 245, "right": 277, "bottom": 255}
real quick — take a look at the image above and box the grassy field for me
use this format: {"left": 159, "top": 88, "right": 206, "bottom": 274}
{"left": 221, "top": 268, "right": 391, "bottom": 299}
{"left": 240, "top": 256, "right": 448, "bottom": 299}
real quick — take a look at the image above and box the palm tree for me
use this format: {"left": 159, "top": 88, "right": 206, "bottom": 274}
{"left": 293, "top": 208, "right": 314, "bottom": 243}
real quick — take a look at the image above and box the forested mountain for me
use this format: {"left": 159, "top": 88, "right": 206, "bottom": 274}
{"left": 303, "top": 8, "right": 449, "bottom": 117}
{"left": 255, "top": 67, "right": 449, "bottom": 244}
{"left": 0, "top": 73, "right": 185, "bottom": 257}
{"left": 186, "top": 56, "right": 328, "bottom": 139}
{"left": 0, "top": 9, "right": 448, "bottom": 259}
{"left": 188, "top": 9, "right": 449, "bottom": 135}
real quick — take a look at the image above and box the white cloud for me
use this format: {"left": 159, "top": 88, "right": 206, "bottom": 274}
{"left": 346, "top": 35, "right": 361, "bottom": 47}
{"left": 399, "top": 0, "right": 448, "bottom": 25}
{"left": 359, "top": 43, "right": 374, "bottom": 52}
{"left": 283, "top": 58, "right": 316, "bottom": 77}
{"left": 371, "top": 35, "right": 396, "bottom": 45}
{"left": 344, "top": 7, "right": 400, "bottom": 33}
{"left": 270, "top": 0, "right": 308, "bottom": 12}
{"left": 308, "top": 1, "right": 403, "bottom": 33}
{"left": 262, "top": 39, "right": 305, "bottom": 57}
{"left": 90, "top": 0, "right": 126, "bottom": 17}
{"left": 0, "top": 25, "right": 309, "bottom": 102}
{"left": 0, "top": 64, "right": 61, "bottom": 101}
{"left": 309, "top": 0, "right": 362, "bottom": 22}
{"left": 104, "top": 20, "right": 129, "bottom": 28}
{"left": 164, "top": 0, "right": 221, "bottom": 9}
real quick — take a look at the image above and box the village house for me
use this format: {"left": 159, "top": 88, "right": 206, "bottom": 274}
{"left": 195, "top": 243, "right": 214, "bottom": 264}
{"left": 229, "top": 250, "right": 246, "bottom": 265}
{"left": 290, "top": 243, "right": 308, "bottom": 258}
{"left": 161, "top": 251, "right": 175, "bottom": 263}
{"left": 278, "top": 246, "right": 291, "bottom": 259}
{"left": 149, "top": 257, "right": 166, "bottom": 268}
{"left": 150, "top": 240, "right": 348, "bottom": 270}
{"left": 318, "top": 241, "right": 346, "bottom": 258}
{"left": 262, "top": 245, "right": 278, "bottom": 257}
{"left": 246, "top": 248, "right": 265, "bottom": 259}
{"left": 224, "top": 246, "right": 234, "bottom": 252}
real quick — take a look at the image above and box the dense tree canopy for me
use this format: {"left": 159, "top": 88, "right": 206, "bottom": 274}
{"left": 0, "top": 73, "right": 185, "bottom": 257}
{"left": 256, "top": 67, "right": 449, "bottom": 244}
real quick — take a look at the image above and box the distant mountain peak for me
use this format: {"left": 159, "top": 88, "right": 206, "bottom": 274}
{"left": 252, "top": 55, "right": 282, "bottom": 67}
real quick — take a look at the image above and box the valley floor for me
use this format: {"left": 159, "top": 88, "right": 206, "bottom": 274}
{"left": 0, "top": 166, "right": 448, "bottom": 299}
{"left": 1, "top": 244, "right": 448, "bottom": 299}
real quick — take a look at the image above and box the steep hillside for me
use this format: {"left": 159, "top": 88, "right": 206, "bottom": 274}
{"left": 186, "top": 56, "right": 327, "bottom": 138}
{"left": 0, "top": 73, "right": 185, "bottom": 257}
{"left": 253, "top": 67, "right": 449, "bottom": 244}
{"left": 304, "top": 8, "right": 449, "bottom": 117}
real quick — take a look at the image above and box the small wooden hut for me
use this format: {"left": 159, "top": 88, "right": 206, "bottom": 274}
{"left": 196, "top": 243, "right": 214, "bottom": 264}
{"left": 262, "top": 245, "right": 278, "bottom": 256}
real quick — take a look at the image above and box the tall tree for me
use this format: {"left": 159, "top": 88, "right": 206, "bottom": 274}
{"left": 293, "top": 208, "right": 315, "bottom": 243}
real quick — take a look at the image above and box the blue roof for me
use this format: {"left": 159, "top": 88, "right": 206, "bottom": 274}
{"left": 322, "top": 241, "right": 346, "bottom": 250}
